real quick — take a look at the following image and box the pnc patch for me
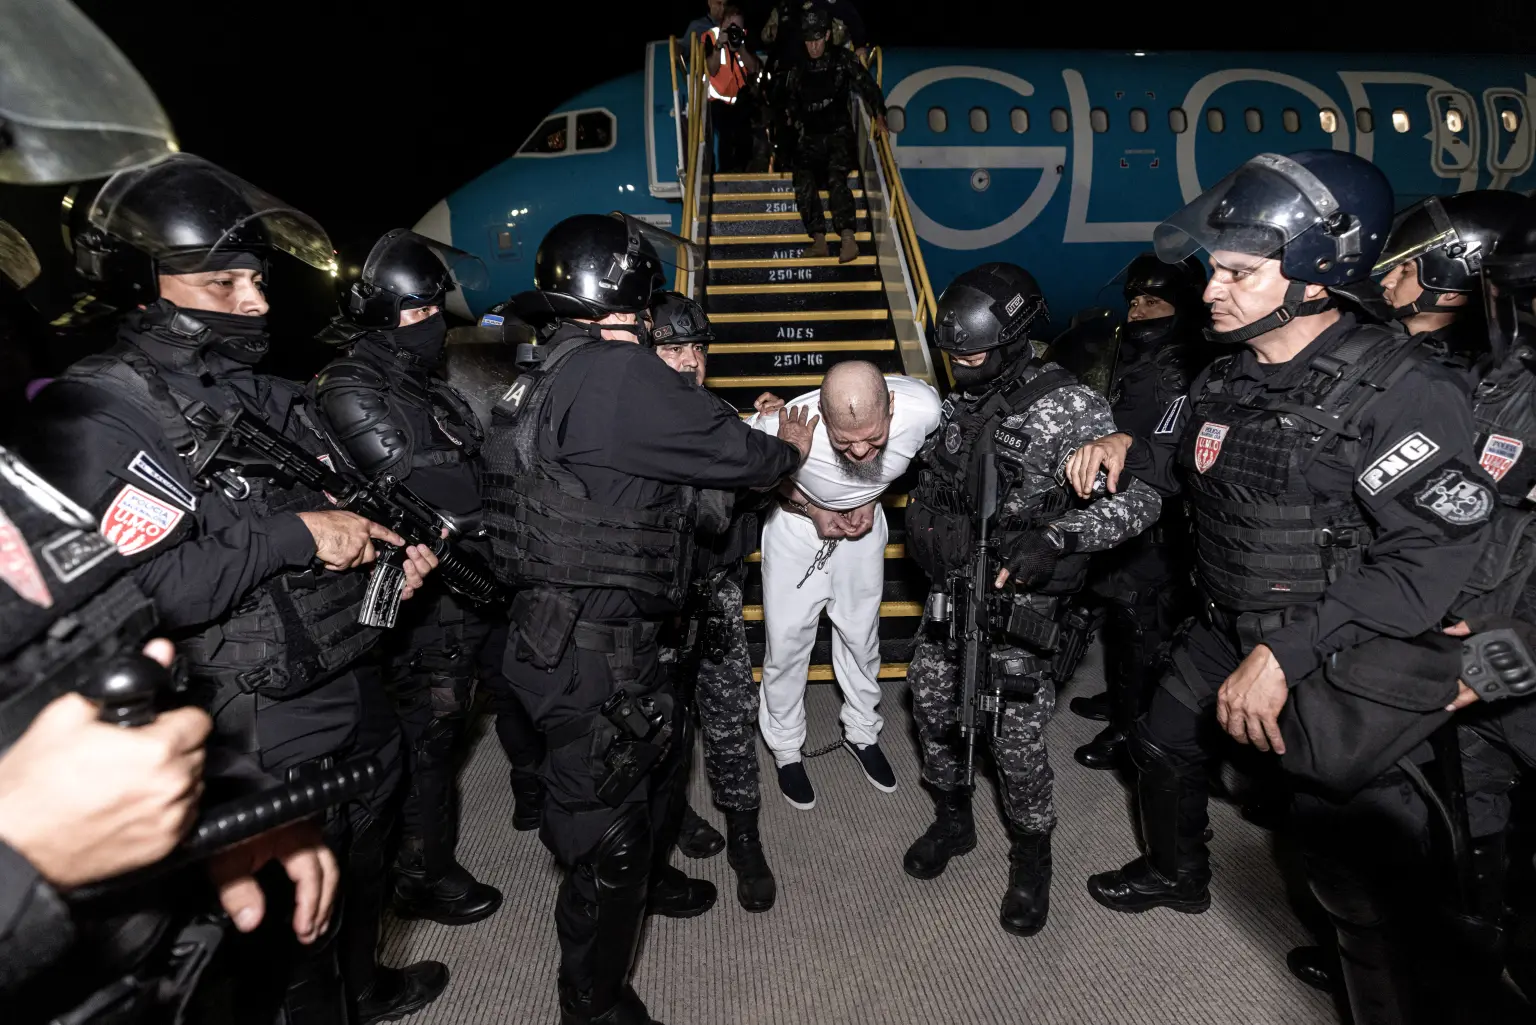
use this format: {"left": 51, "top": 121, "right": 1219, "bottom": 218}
{"left": 0, "top": 506, "right": 52, "bottom": 608}
{"left": 1479, "top": 434, "right": 1524, "bottom": 483}
{"left": 1194, "top": 422, "right": 1229, "bottom": 474}
{"left": 100, "top": 484, "right": 184, "bottom": 557}
{"left": 1359, "top": 432, "right": 1441, "bottom": 495}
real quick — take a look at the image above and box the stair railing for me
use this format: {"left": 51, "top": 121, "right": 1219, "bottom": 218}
{"left": 675, "top": 33, "right": 712, "bottom": 299}
{"left": 860, "top": 46, "right": 946, "bottom": 385}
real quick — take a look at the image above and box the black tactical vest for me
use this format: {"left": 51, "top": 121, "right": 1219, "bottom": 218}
{"left": 0, "top": 446, "right": 156, "bottom": 748}
{"left": 1111, "top": 341, "right": 1196, "bottom": 434}
{"left": 908, "top": 362, "right": 1089, "bottom": 593}
{"left": 481, "top": 328, "right": 698, "bottom": 613}
{"left": 1178, "top": 325, "right": 1422, "bottom": 614}
{"left": 61, "top": 347, "right": 381, "bottom": 721}
{"left": 1453, "top": 349, "right": 1536, "bottom": 618}
{"left": 793, "top": 51, "right": 854, "bottom": 134}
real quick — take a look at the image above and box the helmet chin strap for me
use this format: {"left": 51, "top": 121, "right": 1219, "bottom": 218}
{"left": 1204, "top": 280, "right": 1334, "bottom": 345}
{"left": 574, "top": 315, "right": 650, "bottom": 346}
{"left": 1388, "top": 289, "right": 1459, "bottom": 322}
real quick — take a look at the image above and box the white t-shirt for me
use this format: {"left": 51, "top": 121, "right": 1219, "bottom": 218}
{"left": 749, "top": 375, "right": 942, "bottom": 510}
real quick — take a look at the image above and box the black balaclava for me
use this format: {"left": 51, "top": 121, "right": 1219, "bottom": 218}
{"left": 141, "top": 250, "right": 272, "bottom": 367}
{"left": 384, "top": 313, "right": 448, "bottom": 365}
{"left": 951, "top": 337, "right": 1032, "bottom": 391}
{"left": 1120, "top": 314, "right": 1177, "bottom": 356}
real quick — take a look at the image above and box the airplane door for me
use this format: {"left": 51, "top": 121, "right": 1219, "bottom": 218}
{"left": 1428, "top": 88, "right": 1481, "bottom": 186}
{"left": 646, "top": 40, "right": 684, "bottom": 199}
{"left": 1484, "top": 89, "right": 1534, "bottom": 189}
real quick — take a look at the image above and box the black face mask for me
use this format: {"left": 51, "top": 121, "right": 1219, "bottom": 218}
{"left": 1120, "top": 315, "right": 1177, "bottom": 355}
{"left": 386, "top": 315, "right": 447, "bottom": 365}
{"left": 950, "top": 338, "right": 1031, "bottom": 391}
{"left": 190, "top": 309, "right": 271, "bottom": 365}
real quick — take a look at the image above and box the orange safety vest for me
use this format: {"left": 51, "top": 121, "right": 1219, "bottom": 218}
{"left": 705, "top": 26, "right": 748, "bottom": 103}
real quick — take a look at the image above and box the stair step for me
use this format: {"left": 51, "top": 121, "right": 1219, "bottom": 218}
{"left": 742, "top": 600, "right": 923, "bottom": 621}
{"left": 751, "top": 663, "right": 908, "bottom": 683}
{"left": 709, "top": 308, "right": 888, "bottom": 323}
{"left": 705, "top": 342, "right": 902, "bottom": 378}
{"left": 711, "top": 170, "right": 859, "bottom": 193}
{"left": 708, "top": 259, "right": 880, "bottom": 287}
{"left": 710, "top": 192, "right": 865, "bottom": 214}
{"left": 708, "top": 237, "right": 875, "bottom": 261}
{"left": 706, "top": 287, "right": 887, "bottom": 315}
{"left": 709, "top": 211, "right": 870, "bottom": 236}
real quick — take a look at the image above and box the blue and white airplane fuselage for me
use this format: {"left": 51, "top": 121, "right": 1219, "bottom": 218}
{"left": 419, "top": 46, "right": 1536, "bottom": 323}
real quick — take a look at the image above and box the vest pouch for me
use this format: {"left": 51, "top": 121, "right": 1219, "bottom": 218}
{"left": 509, "top": 587, "right": 582, "bottom": 670}
{"left": 593, "top": 688, "right": 675, "bottom": 807}
{"left": 907, "top": 487, "right": 970, "bottom": 580}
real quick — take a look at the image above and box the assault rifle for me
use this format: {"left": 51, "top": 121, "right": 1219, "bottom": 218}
{"left": 926, "top": 441, "right": 1063, "bottom": 785}
{"left": 187, "top": 404, "right": 508, "bottom": 628}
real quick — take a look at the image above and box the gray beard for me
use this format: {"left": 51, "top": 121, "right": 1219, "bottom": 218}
{"left": 833, "top": 445, "right": 885, "bottom": 483}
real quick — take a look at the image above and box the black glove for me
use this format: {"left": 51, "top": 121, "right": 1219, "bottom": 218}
{"left": 1461, "top": 615, "right": 1536, "bottom": 702}
{"left": 998, "top": 530, "right": 1067, "bottom": 591}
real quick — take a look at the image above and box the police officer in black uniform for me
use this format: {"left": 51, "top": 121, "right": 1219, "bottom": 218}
{"left": 21, "top": 154, "right": 450, "bottom": 1025}
{"left": 308, "top": 229, "right": 503, "bottom": 927}
{"left": 1376, "top": 190, "right": 1531, "bottom": 367}
{"left": 648, "top": 290, "right": 778, "bottom": 910}
{"left": 1072, "top": 254, "right": 1208, "bottom": 770}
{"left": 481, "top": 213, "right": 814, "bottom": 1025}
{"left": 773, "top": 6, "right": 887, "bottom": 264}
{"left": 1069, "top": 151, "right": 1494, "bottom": 923}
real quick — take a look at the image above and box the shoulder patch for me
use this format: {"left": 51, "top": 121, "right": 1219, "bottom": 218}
{"left": 100, "top": 484, "right": 184, "bottom": 557}
{"left": 0, "top": 446, "right": 93, "bottom": 529}
{"left": 1358, "top": 432, "right": 1441, "bottom": 496}
{"left": 1413, "top": 468, "right": 1493, "bottom": 526}
{"left": 1002, "top": 413, "right": 1028, "bottom": 429}
{"left": 500, "top": 378, "right": 530, "bottom": 411}
{"left": 1194, "top": 422, "right": 1228, "bottom": 473}
{"left": 40, "top": 528, "right": 116, "bottom": 584}
{"left": 1153, "top": 396, "right": 1186, "bottom": 435}
{"left": 0, "top": 506, "right": 53, "bottom": 608}
{"left": 127, "top": 451, "right": 197, "bottom": 511}
{"left": 479, "top": 313, "right": 505, "bottom": 327}
{"left": 1479, "top": 434, "right": 1524, "bottom": 483}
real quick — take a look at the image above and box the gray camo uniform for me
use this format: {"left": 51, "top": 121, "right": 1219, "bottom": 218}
{"left": 694, "top": 573, "right": 761, "bottom": 812}
{"left": 906, "top": 360, "right": 1160, "bottom": 832}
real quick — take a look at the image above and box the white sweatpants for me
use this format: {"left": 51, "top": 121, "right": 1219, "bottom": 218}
{"left": 757, "top": 503, "right": 889, "bottom": 766}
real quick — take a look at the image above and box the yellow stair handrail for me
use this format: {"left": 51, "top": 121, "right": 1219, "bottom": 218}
{"left": 673, "top": 32, "right": 712, "bottom": 296}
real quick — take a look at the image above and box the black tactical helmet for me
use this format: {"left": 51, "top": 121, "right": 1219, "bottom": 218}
{"left": 518, "top": 213, "right": 664, "bottom": 321}
{"left": 71, "top": 152, "right": 335, "bottom": 306}
{"left": 1122, "top": 252, "right": 1206, "bottom": 311}
{"left": 1374, "top": 190, "right": 1530, "bottom": 319}
{"left": 343, "top": 229, "right": 488, "bottom": 329}
{"left": 801, "top": 5, "right": 830, "bottom": 39}
{"left": 934, "top": 262, "right": 1049, "bottom": 355}
{"left": 1483, "top": 198, "right": 1536, "bottom": 361}
{"left": 648, "top": 291, "right": 713, "bottom": 347}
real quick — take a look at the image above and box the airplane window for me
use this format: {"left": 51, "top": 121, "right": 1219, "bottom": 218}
{"left": 520, "top": 115, "right": 568, "bottom": 155}
{"left": 1282, "top": 108, "right": 1300, "bottom": 133}
{"left": 1245, "top": 108, "right": 1262, "bottom": 133}
{"left": 1356, "top": 107, "right": 1374, "bottom": 134}
{"left": 1090, "top": 107, "right": 1109, "bottom": 133}
{"left": 1446, "top": 108, "right": 1464, "bottom": 133}
{"left": 969, "top": 107, "right": 989, "bottom": 133}
{"left": 1504, "top": 109, "right": 1521, "bottom": 133}
{"left": 1168, "top": 108, "right": 1188, "bottom": 133}
{"left": 1320, "top": 108, "right": 1339, "bottom": 134}
{"left": 929, "top": 107, "right": 948, "bottom": 132}
{"left": 1129, "top": 108, "right": 1147, "bottom": 133}
{"left": 1009, "top": 107, "right": 1029, "bottom": 133}
{"left": 887, "top": 106, "right": 906, "bottom": 133}
{"left": 1050, "top": 107, "right": 1069, "bottom": 133}
{"left": 576, "top": 111, "right": 614, "bottom": 151}
{"left": 1206, "top": 108, "right": 1225, "bottom": 133}
{"left": 1393, "top": 108, "right": 1411, "bottom": 133}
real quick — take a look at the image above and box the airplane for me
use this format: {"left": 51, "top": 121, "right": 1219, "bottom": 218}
{"left": 416, "top": 44, "right": 1536, "bottom": 325}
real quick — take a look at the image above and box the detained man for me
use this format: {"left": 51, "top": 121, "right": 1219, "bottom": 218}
{"left": 749, "top": 361, "right": 942, "bottom": 809}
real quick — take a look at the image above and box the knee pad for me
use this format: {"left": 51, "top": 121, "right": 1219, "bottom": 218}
{"left": 589, "top": 804, "right": 654, "bottom": 893}
{"left": 1129, "top": 726, "right": 1199, "bottom": 780}
{"left": 415, "top": 713, "right": 463, "bottom": 768}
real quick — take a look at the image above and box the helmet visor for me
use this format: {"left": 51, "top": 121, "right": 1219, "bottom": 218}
{"left": 1154, "top": 153, "right": 1342, "bottom": 266}
{"left": 361, "top": 229, "right": 490, "bottom": 296}
{"left": 0, "top": 0, "right": 177, "bottom": 185}
{"left": 612, "top": 212, "right": 704, "bottom": 285}
{"left": 0, "top": 220, "right": 41, "bottom": 290}
{"left": 1372, "top": 197, "right": 1459, "bottom": 278}
{"left": 88, "top": 153, "right": 336, "bottom": 274}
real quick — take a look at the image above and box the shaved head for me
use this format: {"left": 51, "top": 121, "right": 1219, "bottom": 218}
{"left": 821, "top": 360, "right": 890, "bottom": 429}
{"left": 819, "top": 361, "right": 895, "bottom": 467}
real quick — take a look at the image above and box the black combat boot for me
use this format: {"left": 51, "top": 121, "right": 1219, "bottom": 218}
{"left": 1086, "top": 734, "right": 1210, "bottom": 914}
{"left": 645, "top": 864, "right": 717, "bottom": 919}
{"left": 999, "top": 826, "right": 1053, "bottom": 937}
{"left": 725, "top": 807, "right": 777, "bottom": 912}
{"left": 393, "top": 834, "right": 504, "bottom": 927}
{"left": 1073, "top": 724, "right": 1126, "bottom": 770}
{"left": 903, "top": 787, "right": 976, "bottom": 880}
{"left": 560, "top": 983, "right": 663, "bottom": 1025}
{"left": 676, "top": 803, "right": 725, "bottom": 859}
{"left": 1068, "top": 692, "right": 1111, "bottom": 722}
{"left": 356, "top": 962, "right": 450, "bottom": 1025}
{"left": 511, "top": 769, "right": 544, "bottom": 831}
